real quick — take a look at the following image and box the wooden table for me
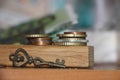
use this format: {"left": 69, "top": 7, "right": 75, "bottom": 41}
{"left": 0, "top": 63, "right": 120, "bottom": 80}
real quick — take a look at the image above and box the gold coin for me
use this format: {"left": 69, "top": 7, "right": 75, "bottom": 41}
{"left": 64, "top": 32, "right": 86, "bottom": 35}
{"left": 24, "top": 34, "right": 49, "bottom": 38}
{"left": 54, "top": 42, "right": 87, "bottom": 46}
{"left": 57, "top": 34, "right": 87, "bottom": 38}
{"left": 59, "top": 37, "right": 86, "bottom": 39}
{"left": 59, "top": 37, "right": 86, "bottom": 40}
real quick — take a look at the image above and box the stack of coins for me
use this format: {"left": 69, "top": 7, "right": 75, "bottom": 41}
{"left": 54, "top": 32, "right": 88, "bottom": 46}
{"left": 25, "top": 34, "right": 52, "bottom": 46}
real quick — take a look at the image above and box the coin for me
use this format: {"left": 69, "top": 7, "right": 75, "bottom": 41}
{"left": 55, "top": 32, "right": 88, "bottom": 46}
{"left": 56, "top": 39, "right": 89, "bottom": 43}
{"left": 28, "top": 37, "right": 51, "bottom": 41}
{"left": 28, "top": 38, "right": 52, "bottom": 45}
{"left": 59, "top": 37, "right": 86, "bottom": 39}
{"left": 29, "top": 38, "right": 51, "bottom": 43}
{"left": 24, "top": 34, "right": 49, "bottom": 38}
{"left": 25, "top": 34, "right": 52, "bottom": 45}
{"left": 54, "top": 42, "right": 87, "bottom": 46}
{"left": 57, "top": 34, "right": 87, "bottom": 38}
{"left": 59, "top": 37, "right": 86, "bottom": 40}
{"left": 30, "top": 41, "right": 51, "bottom": 45}
{"left": 64, "top": 32, "right": 86, "bottom": 35}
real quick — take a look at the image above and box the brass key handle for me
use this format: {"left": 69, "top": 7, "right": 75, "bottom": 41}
{"left": 9, "top": 48, "right": 33, "bottom": 67}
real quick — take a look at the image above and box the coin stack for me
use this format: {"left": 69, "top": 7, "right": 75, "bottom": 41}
{"left": 54, "top": 32, "right": 88, "bottom": 46}
{"left": 25, "top": 34, "right": 52, "bottom": 46}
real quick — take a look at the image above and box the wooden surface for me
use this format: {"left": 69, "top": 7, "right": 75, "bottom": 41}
{"left": 0, "top": 45, "right": 94, "bottom": 67}
{"left": 0, "top": 67, "right": 120, "bottom": 80}
{"left": 0, "top": 63, "right": 120, "bottom": 80}
{"left": 1, "top": 45, "right": 120, "bottom": 80}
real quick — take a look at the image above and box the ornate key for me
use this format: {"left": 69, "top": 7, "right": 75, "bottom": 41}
{"left": 9, "top": 48, "right": 66, "bottom": 68}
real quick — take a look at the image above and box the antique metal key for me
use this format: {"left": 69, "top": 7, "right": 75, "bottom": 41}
{"left": 9, "top": 48, "right": 66, "bottom": 68}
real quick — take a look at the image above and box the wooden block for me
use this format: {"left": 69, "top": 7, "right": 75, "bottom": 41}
{"left": 0, "top": 45, "right": 94, "bottom": 67}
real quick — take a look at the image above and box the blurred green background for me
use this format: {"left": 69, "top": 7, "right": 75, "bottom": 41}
{"left": 0, "top": 0, "right": 119, "bottom": 63}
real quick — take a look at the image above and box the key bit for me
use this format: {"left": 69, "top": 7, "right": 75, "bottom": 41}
{"left": 33, "top": 57, "right": 65, "bottom": 68}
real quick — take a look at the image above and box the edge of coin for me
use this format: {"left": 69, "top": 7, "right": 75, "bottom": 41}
{"left": 54, "top": 42, "right": 87, "bottom": 46}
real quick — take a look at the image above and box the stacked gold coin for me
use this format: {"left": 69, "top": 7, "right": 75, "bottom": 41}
{"left": 25, "top": 34, "right": 52, "bottom": 46}
{"left": 54, "top": 32, "right": 88, "bottom": 46}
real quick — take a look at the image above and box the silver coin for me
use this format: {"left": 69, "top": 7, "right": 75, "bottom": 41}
{"left": 55, "top": 39, "right": 89, "bottom": 43}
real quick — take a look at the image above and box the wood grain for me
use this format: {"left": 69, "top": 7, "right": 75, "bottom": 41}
{"left": 0, "top": 68, "right": 120, "bottom": 80}
{"left": 0, "top": 45, "right": 94, "bottom": 67}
